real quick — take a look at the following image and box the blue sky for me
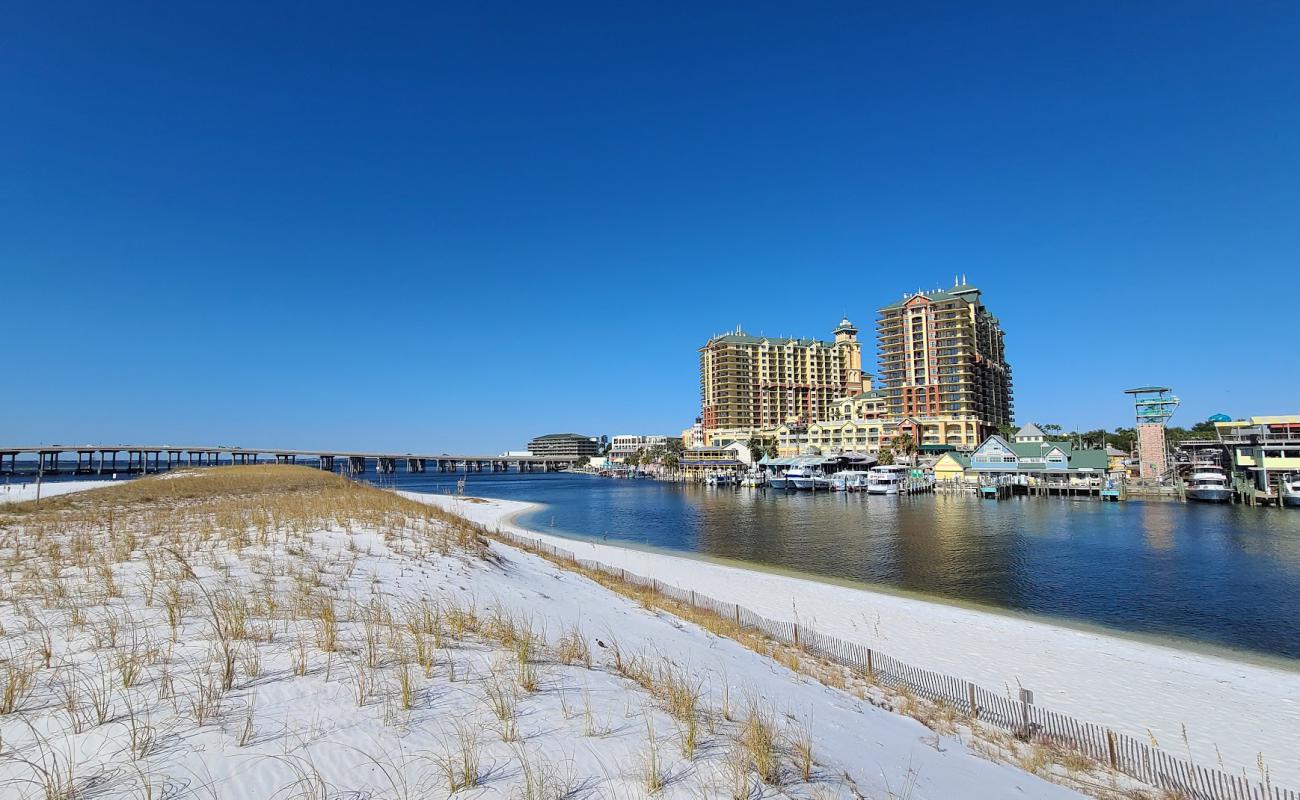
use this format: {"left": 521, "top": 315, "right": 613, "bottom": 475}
{"left": 3, "top": 2, "right": 1298, "bottom": 452}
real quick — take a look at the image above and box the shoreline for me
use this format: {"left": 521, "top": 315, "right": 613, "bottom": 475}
{"left": 507, "top": 500, "right": 1300, "bottom": 675}
{"left": 411, "top": 490, "right": 1300, "bottom": 789}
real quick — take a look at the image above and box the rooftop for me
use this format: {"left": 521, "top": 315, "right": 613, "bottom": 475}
{"left": 879, "top": 282, "right": 982, "bottom": 311}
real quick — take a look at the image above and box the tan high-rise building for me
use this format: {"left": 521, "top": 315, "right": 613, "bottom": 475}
{"left": 876, "top": 281, "right": 1012, "bottom": 446}
{"left": 699, "top": 319, "right": 865, "bottom": 432}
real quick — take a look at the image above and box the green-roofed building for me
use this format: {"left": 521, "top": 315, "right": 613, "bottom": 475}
{"left": 963, "top": 435, "right": 1116, "bottom": 492}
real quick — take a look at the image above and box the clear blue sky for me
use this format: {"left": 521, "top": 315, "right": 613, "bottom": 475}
{"left": 4, "top": 2, "right": 1298, "bottom": 452}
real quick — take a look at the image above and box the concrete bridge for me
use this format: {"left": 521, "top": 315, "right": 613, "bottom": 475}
{"left": 0, "top": 445, "right": 580, "bottom": 476}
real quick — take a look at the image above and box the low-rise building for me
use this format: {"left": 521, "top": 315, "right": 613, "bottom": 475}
{"left": 703, "top": 427, "right": 759, "bottom": 449}
{"left": 679, "top": 443, "right": 751, "bottom": 479}
{"left": 1214, "top": 415, "right": 1300, "bottom": 489}
{"left": 609, "top": 434, "right": 669, "bottom": 463}
{"left": 681, "top": 418, "right": 706, "bottom": 450}
{"left": 933, "top": 452, "right": 971, "bottom": 482}
{"left": 527, "top": 433, "right": 602, "bottom": 459}
{"left": 965, "top": 431, "right": 1111, "bottom": 485}
{"left": 774, "top": 411, "right": 984, "bottom": 458}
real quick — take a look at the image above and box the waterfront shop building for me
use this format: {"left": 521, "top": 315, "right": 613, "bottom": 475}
{"left": 876, "top": 279, "right": 1013, "bottom": 447}
{"left": 608, "top": 434, "right": 669, "bottom": 463}
{"left": 698, "top": 318, "right": 866, "bottom": 433}
{"left": 933, "top": 452, "right": 971, "bottom": 482}
{"left": 1213, "top": 415, "right": 1300, "bottom": 490}
{"left": 679, "top": 443, "right": 751, "bottom": 479}
{"left": 527, "top": 433, "right": 603, "bottom": 459}
{"left": 962, "top": 430, "right": 1111, "bottom": 486}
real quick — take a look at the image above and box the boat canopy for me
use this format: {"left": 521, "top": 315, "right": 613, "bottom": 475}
{"left": 757, "top": 456, "right": 835, "bottom": 468}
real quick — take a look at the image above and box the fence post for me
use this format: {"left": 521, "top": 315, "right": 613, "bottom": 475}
{"left": 1106, "top": 729, "right": 1118, "bottom": 770}
{"left": 866, "top": 648, "right": 874, "bottom": 678}
{"left": 735, "top": 605, "right": 741, "bottom": 627}
{"left": 793, "top": 623, "right": 800, "bottom": 648}
{"left": 1019, "top": 688, "right": 1034, "bottom": 736}
{"left": 968, "top": 682, "right": 978, "bottom": 719}
{"left": 652, "top": 578, "right": 658, "bottom": 593}
{"left": 690, "top": 590, "right": 695, "bottom": 606}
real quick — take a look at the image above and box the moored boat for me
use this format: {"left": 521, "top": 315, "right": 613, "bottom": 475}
{"left": 831, "top": 470, "right": 871, "bottom": 492}
{"left": 866, "top": 465, "right": 910, "bottom": 495}
{"left": 1282, "top": 474, "right": 1300, "bottom": 508}
{"left": 1185, "top": 464, "right": 1231, "bottom": 503}
{"left": 785, "top": 466, "right": 817, "bottom": 490}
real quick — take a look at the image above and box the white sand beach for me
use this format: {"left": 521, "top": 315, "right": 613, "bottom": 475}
{"left": 0, "top": 469, "right": 1093, "bottom": 800}
{"left": 417, "top": 492, "right": 1300, "bottom": 789}
{"left": 0, "top": 478, "right": 122, "bottom": 504}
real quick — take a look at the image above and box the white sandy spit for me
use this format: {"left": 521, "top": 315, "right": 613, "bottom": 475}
{"left": 0, "top": 479, "right": 123, "bottom": 504}
{"left": 0, "top": 481, "right": 1086, "bottom": 800}
{"left": 415, "top": 493, "right": 1300, "bottom": 790}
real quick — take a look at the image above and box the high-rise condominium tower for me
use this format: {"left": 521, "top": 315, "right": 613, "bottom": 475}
{"left": 876, "top": 280, "right": 1012, "bottom": 441}
{"left": 699, "top": 319, "right": 865, "bottom": 432}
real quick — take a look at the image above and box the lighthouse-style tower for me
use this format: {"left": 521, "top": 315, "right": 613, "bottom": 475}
{"left": 833, "top": 317, "right": 864, "bottom": 393}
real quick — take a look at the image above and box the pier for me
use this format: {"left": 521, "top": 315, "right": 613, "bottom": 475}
{"left": 0, "top": 445, "right": 579, "bottom": 477}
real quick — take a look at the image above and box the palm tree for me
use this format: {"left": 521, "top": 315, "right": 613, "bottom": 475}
{"left": 877, "top": 447, "right": 895, "bottom": 466}
{"left": 894, "top": 433, "right": 917, "bottom": 467}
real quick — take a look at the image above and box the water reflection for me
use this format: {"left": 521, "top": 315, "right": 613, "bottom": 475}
{"left": 378, "top": 471, "right": 1300, "bottom": 659}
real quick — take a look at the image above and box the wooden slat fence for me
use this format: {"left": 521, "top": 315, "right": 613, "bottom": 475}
{"left": 488, "top": 526, "right": 1294, "bottom": 800}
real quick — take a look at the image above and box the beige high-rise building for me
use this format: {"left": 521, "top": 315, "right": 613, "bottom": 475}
{"left": 876, "top": 281, "right": 1012, "bottom": 447}
{"left": 699, "top": 319, "right": 865, "bottom": 432}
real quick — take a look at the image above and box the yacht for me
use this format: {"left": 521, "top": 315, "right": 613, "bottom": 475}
{"left": 1184, "top": 464, "right": 1231, "bottom": 503}
{"left": 767, "top": 471, "right": 791, "bottom": 490}
{"left": 1282, "top": 474, "right": 1300, "bottom": 508}
{"left": 831, "top": 470, "right": 872, "bottom": 492}
{"left": 866, "top": 465, "right": 911, "bottom": 495}
{"left": 704, "top": 473, "right": 735, "bottom": 487}
{"left": 785, "top": 467, "right": 816, "bottom": 490}
{"left": 785, "top": 466, "right": 832, "bottom": 490}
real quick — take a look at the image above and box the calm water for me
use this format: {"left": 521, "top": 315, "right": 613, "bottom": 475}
{"left": 369, "top": 470, "right": 1300, "bottom": 661}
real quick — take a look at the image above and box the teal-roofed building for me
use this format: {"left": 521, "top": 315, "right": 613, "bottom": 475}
{"left": 966, "top": 434, "right": 1115, "bottom": 489}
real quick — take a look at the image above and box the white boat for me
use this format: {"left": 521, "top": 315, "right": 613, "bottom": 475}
{"left": 768, "top": 473, "right": 791, "bottom": 490}
{"left": 739, "top": 471, "right": 765, "bottom": 487}
{"left": 785, "top": 467, "right": 816, "bottom": 490}
{"left": 831, "top": 470, "right": 872, "bottom": 492}
{"left": 704, "top": 474, "right": 735, "bottom": 486}
{"left": 784, "top": 466, "right": 831, "bottom": 490}
{"left": 1185, "top": 464, "right": 1230, "bottom": 503}
{"left": 866, "top": 465, "right": 911, "bottom": 495}
{"left": 1282, "top": 474, "right": 1300, "bottom": 508}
